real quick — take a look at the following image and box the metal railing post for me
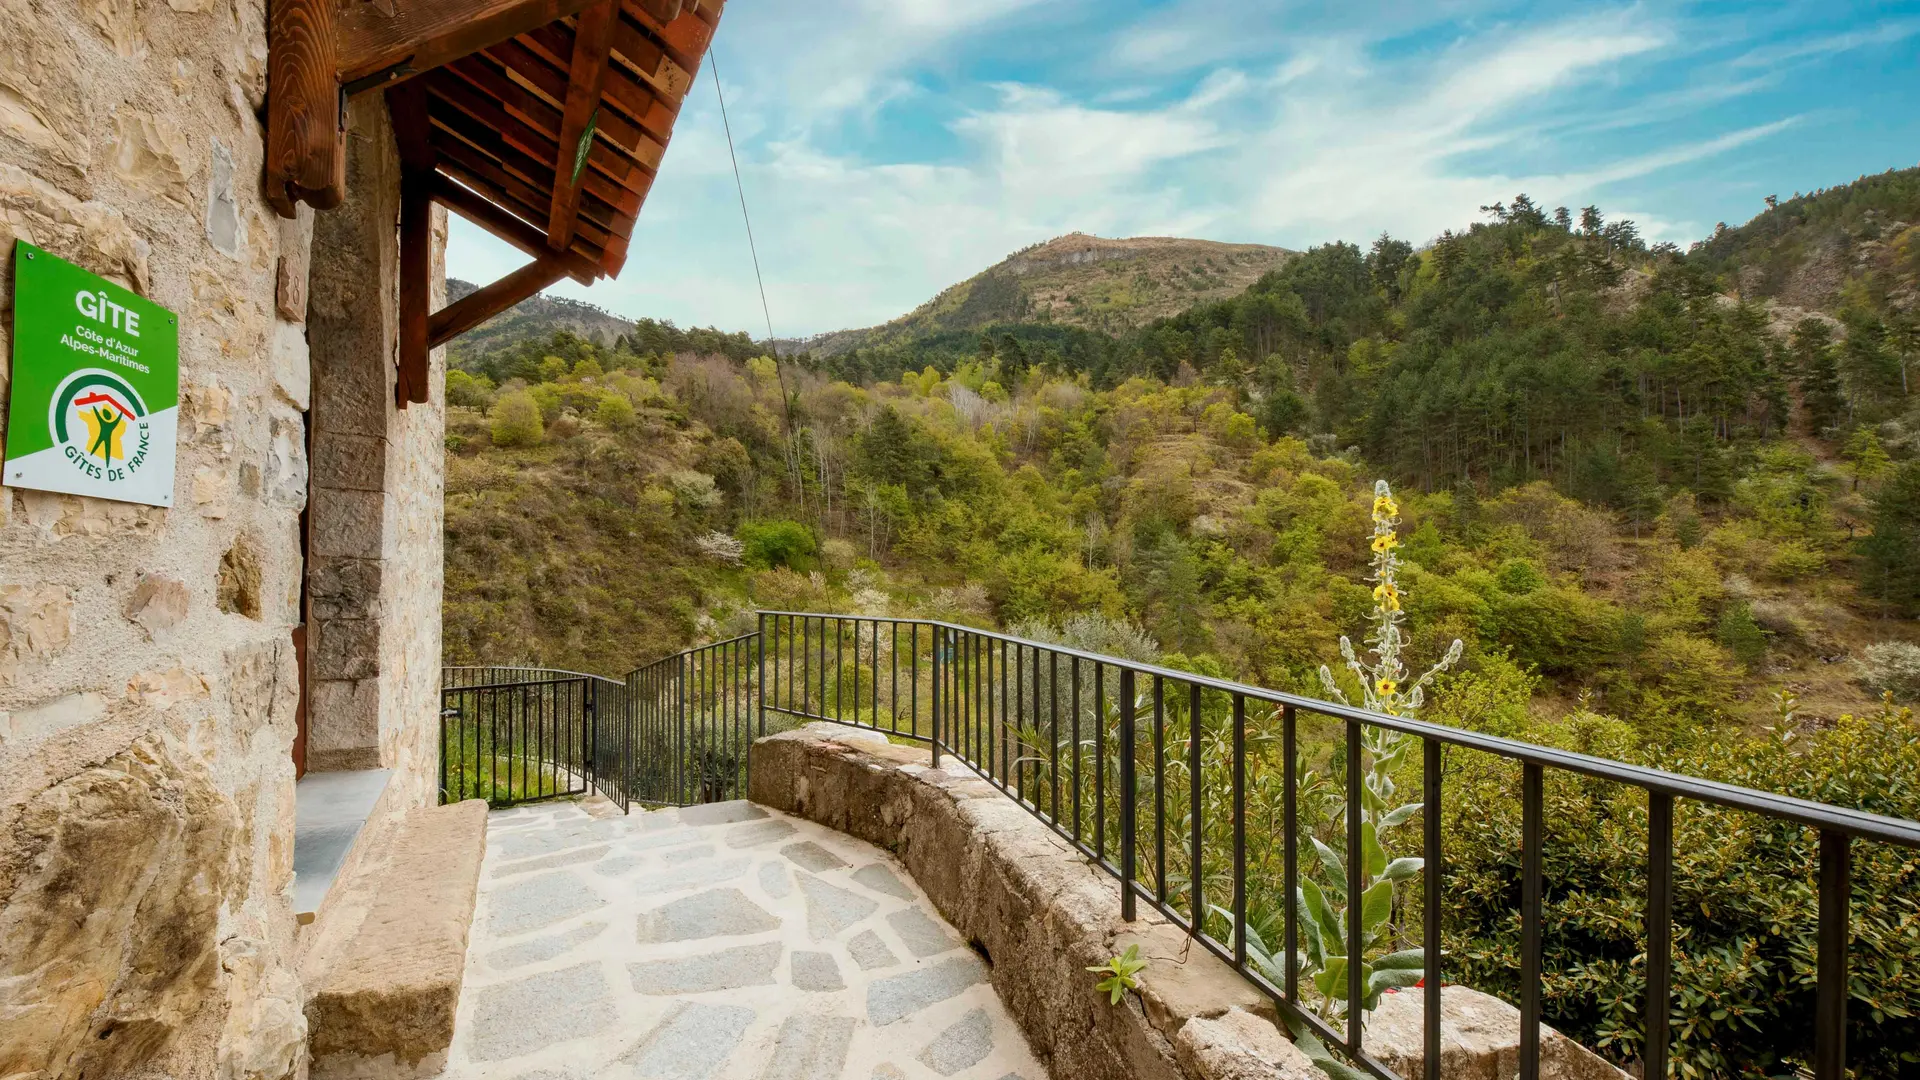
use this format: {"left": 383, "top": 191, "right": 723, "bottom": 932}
{"left": 584, "top": 679, "right": 596, "bottom": 793}
{"left": 756, "top": 613, "right": 768, "bottom": 738}
{"left": 1120, "top": 667, "right": 1136, "bottom": 922}
{"left": 930, "top": 625, "right": 943, "bottom": 768}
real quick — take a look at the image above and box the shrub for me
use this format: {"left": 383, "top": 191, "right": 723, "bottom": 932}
{"left": 1857, "top": 641, "right": 1920, "bottom": 703}
{"left": 594, "top": 393, "right": 636, "bottom": 429}
{"left": 1008, "top": 611, "right": 1160, "bottom": 662}
{"left": 1494, "top": 556, "right": 1547, "bottom": 594}
{"left": 736, "top": 520, "right": 816, "bottom": 570}
{"left": 1766, "top": 540, "right": 1827, "bottom": 581}
{"left": 488, "top": 391, "right": 544, "bottom": 447}
{"left": 692, "top": 530, "right": 744, "bottom": 566}
{"left": 1443, "top": 698, "right": 1920, "bottom": 1076}
{"left": 667, "top": 470, "right": 720, "bottom": 511}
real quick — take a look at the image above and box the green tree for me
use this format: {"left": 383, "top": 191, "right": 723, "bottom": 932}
{"left": 1860, "top": 460, "right": 1920, "bottom": 614}
{"left": 593, "top": 392, "right": 636, "bottom": 429}
{"left": 1791, "top": 318, "right": 1845, "bottom": 434}
{"left": 1842, "top": 426, "right": 1891, "bottom": 490}
{"left": 737, "top": 520, "right": 817, "bottom": 571}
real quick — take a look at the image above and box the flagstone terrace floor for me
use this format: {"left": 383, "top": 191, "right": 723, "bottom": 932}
{"left": 434, "top": 798, "right": 1046, "bottom": 1080}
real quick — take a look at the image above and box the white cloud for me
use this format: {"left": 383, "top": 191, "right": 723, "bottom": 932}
{"left": 1731, "top": 19, "right": 1920, "bottom": 68}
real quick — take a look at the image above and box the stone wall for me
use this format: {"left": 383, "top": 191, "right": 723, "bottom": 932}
{"left": 304, "top": 95, "right": 446, "bottom": 806}
{"left": 0, "top": 0, "right": 309, "bottom": 1074}
{"left": 0, "top": 2, "right": 445, "bottom": 1076}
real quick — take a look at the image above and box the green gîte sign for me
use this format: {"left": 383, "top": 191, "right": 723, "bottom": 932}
{"left": 4, "top": 240, "right": 179, "bottom": 507}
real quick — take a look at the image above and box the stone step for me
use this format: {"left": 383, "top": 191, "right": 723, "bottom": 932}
{"left": 300, "top": 798, "right": 488, "bottom": 1079}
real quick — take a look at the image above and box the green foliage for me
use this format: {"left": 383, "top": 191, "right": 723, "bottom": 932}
{"left": 1087, "top": 944, "right": 1149, "bottom": 1006}
{"left": 1443, "top": 698, "right": 1920, "bottom": 1076}
{"left": 1860, "top": 461, "right": 1920, "bottom": 614}
{"left": 446, "top": 369, "right": 496, "bottom": 408}
{"left": 488, "top": 391, "right": 544, "bottom": 447}
{"left": 594, "top": 392, "right": 636, "bottom": 429}
{"left": 737, "top": 520, "right": 817, "bottom": 571}
{"left": 1714, "top": 601, "right": 1769, "bottom": 668}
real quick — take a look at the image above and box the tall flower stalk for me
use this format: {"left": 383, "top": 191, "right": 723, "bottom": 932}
{"left": 1319, "top": 480, "right": 1464, "bottom": 717}
{"left": 1280, "top": 482, "right": 1463, "bottom": 1044}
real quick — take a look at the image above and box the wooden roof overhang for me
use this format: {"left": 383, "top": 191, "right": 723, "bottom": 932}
{"left": 265, "top": 0, "right": 722, "bottom": 404}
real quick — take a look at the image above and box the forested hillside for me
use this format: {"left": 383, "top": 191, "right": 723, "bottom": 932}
{"left": 441, "top": 167, "right": 1920, "bottom": 1075}
{"left": 444, "top": 170, "right": 1919, "bottom": 716}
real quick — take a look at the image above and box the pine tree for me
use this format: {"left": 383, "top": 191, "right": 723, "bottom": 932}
{"left": 1792, "top": 318, "right": 1846, "bottom": 435}
{"left": 1619, "top": 454, "right": 1664, "bottom": 538}
{"left": 1451, "top": 476, "right": 1482, "bottom": 546}
{"left": 1860, "top": 461, "right": 1920, "bottom": 615}
{"left": 1843, "top": 426, "right": 1892, "bottom": 490}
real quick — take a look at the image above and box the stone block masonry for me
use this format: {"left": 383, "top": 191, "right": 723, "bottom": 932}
{"left": 0, "top": 0, "right": 311, "bottom": 1069}
{"left": 301, "top": 798, "right": 488, "bottom": 1079}
{"left": 0, "top": 0, "right": 446, "bottom": 1074}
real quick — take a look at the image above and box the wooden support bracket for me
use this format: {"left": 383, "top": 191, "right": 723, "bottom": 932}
{"left": 392, "top": 81, "right": 435, "bottom": 407}
{"left": 428, "top": 259, "right": 568, "bottom": 347}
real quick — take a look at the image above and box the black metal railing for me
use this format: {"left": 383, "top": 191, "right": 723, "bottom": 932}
{"left": 623, "top": 633, "right": 761, "bottom": 806}
{"left": 749, "top": 612, "right": 1920, "bottom": 1080}
{"left": 449, "top": 613, "right": 1920, "bottom": 1080}
{"left": 438, "top": 670, "right": 631, "bottom": 811}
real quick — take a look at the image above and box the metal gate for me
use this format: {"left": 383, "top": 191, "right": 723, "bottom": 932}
{"left": 438, "top": 671, "right": 631, "bottom": 810}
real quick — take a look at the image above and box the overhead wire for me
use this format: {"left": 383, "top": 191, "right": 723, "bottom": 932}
{"left": 711, "top": 49, "right": 804, "bottom": 499}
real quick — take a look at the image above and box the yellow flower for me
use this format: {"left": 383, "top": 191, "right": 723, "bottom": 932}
{"left": 1376, "top": 678, "right": 1398, "bottom": 696}
{"left": 1372, "top": 583, "right": 1401, "bottom": 611}
{"left": 1372, "top": 495, "right": 1398, "bottom": 519}
{"left": 1370, "top": 532, "right": 1399, "bottom": 553}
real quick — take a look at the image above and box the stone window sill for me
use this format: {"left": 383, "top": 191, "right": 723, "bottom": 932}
{"left": 293, "top": 768, "right": 391, "bottom": 922}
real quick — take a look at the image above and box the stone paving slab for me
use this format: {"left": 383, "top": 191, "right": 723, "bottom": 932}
{"left": 433, "top": 799, "right": 1045, "bottom": 1080}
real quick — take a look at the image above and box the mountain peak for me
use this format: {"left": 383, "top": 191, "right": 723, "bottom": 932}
{"left": 804, "top": 233, "right": 1292, "bottom": 355}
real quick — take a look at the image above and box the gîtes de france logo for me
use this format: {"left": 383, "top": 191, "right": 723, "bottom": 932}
{"left": 48, "top": 368, "right": 154, "bottom": 483}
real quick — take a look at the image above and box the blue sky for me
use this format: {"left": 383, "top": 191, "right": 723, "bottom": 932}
{"left": 443, "top": 1, "right": 1920, "bottom": 340}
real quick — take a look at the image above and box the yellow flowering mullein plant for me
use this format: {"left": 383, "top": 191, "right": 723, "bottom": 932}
{"left": 1277, "top": 481, "right": 1462, "bottom": 1040}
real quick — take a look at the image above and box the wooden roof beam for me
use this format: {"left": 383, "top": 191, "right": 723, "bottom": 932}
{"left": 267, "top": 0, "right": 345, "bottom": 214}
{"left": 547, "top": 0, "right": 618, "bottom": 252}
{"left": 337, "top": 0, "right": 601, "bottom": 90}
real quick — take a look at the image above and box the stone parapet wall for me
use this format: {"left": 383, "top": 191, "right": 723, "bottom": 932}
{"left": 748, "top": 725, "right": 1320, "bottom": 1080}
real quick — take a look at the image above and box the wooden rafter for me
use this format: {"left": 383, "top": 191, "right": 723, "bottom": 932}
{"left": 429, "top": 174, "right": 600, "bottom": 283}
{"left": 547, "top": 0, "right": 619, "bottom": 251}
{"left": 336, "top": 0, "right": 600, "bottom": 89}
{"left": 268, "top": 0, "right": 723, "bottom": 359}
